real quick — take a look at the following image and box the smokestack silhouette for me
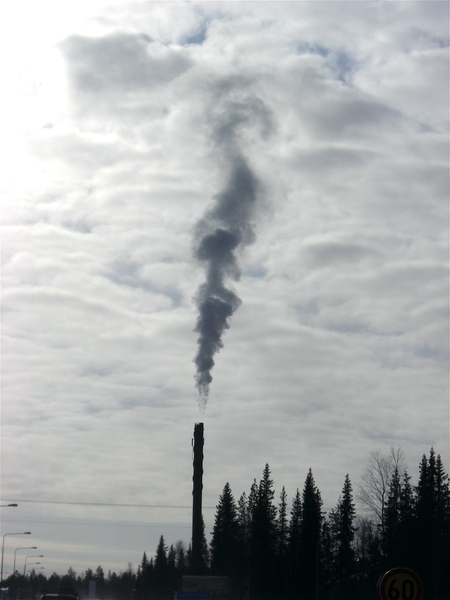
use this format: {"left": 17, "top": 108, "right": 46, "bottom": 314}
{"left": 193, "top": 157, "right": 259, "bottom": 406}
{"left": 191, "top": 422, "right": 204, "bottom": 573}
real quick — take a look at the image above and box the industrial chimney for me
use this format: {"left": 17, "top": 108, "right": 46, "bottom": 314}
{"left": 191, "top": 422, "right": 204, "bottom": 573}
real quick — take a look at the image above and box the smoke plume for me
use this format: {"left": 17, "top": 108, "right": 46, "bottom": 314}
{"left": 193, "top": 90, "right": 272, "bottom": 407}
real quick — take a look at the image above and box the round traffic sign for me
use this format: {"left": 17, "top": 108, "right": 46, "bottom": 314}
{"left": 378, "top": 567, "right": 423, "bottom": 600}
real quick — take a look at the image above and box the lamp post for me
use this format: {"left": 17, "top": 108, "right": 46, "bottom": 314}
{"left": 13, "top": 548, "right": 37, "bottom": 576}
{"left": 1, "top": 532, "right": 31, "bottom": 583}
{"left": 0, "top": 504, "right": 18, "bottom": 508}
{"left": 23, "top": 557, "right": 43, "bottom": 577}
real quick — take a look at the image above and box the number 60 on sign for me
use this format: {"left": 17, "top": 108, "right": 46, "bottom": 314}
{"left": 378, "top": 567, "right": 423, "bottom": 600}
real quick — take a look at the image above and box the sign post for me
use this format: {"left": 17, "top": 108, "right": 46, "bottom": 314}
{"left": 378, "top": 567, "right": 423, "bottom": 600}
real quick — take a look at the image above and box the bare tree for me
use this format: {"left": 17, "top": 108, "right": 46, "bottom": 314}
{"left": 357, "top": 448, "right": 406, "bottom": 525}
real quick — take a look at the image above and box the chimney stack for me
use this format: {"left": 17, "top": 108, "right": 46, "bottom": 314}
{"left": 191, "top": 423, "right": 204, "bottom": 573}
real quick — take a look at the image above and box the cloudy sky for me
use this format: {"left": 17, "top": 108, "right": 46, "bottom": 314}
{"left": 1, "top": 0, "right": 449, "bottom": 578}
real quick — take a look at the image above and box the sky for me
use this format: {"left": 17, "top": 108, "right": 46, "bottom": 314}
{"left": 1, "top": 0, "right": 449, "bottom": 579}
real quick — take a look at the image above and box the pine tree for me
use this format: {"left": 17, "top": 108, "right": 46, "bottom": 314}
{"left": 299, "top": 469, "right": 323, "bottom": 600}
{"left": 174, "top": 541, "right": 187, "bottom": 575}
{"left": 277, "top": 487, "right": 288, "bottom": 554}
{"left": 248, "top": 480, "right": 258, "bottom": 517}
{"left": 249, "top": 465, "right": 278, "bottom": 600}
{"left": 236, "top": 492, "right": 251, "bottom": 599}
{"left": 277, "top": 487, "right": 289, "bottom": 600}
{"left": 383, "top": 467, "right": 402, "bottom": 565}
{"left": 415, "top": 450, "right": 450, "bottom": 599}
{"left": 201, "top": 518, "right": 210, "bottom": 572}
{"left": 434, "top": 453, "right": 450, "bottom": 599}
{"left": 154, "top": 536, "right": 168, "bottom": 600}
{"left": 334, "top": 474, "right": 357, "bottom": 599}
{"left": 415, "top": 450, "right": 435, "bottom": 594}
{"left": 136, "top": 552, "right": 152, "bottom": 600}
{"left": 167, "top": 546, "right": 178, "bottom": 593}
{"left": 318, "top": 518, "right": 335, "bottom": 598}
{"left": 210, "top": 482, "right": 240, "bottom": 576}
{"left": 397, "top": 470, "right": 416, "bottom": 566}
{"left": 288, "top": 488, "right": 302, "bottom": 598}
{"left": 95, "top": 566, "right": 105, "bottom": 599}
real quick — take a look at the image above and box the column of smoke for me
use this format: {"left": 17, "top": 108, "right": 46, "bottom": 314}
{"left": 193, "top": 91, "right": 273, "bottom": 408}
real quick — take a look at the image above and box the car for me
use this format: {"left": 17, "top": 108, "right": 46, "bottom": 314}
{"left": 40, "top": 580, "right": 78, "bottom": 600}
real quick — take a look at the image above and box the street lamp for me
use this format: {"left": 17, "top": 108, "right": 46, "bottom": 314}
{"left": 14, "top": 548, "right": 37, "bottom": 575}
{"left": 24, "top": 557, "right": 43, "bottom": 577}
{"left": 24, "top": 563, "right": 41, "bottom": 575}
{"left": 0, "top": 504, "right": 18, "bottom": 508}
{"left": 1, "top": 532, "right": 31, "bottom": 583}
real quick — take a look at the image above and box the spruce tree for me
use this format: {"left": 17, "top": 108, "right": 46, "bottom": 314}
{"left": 136, "top": 554, "right": 153, "bottom": 600}
{"left": 415, "top": 450, "right": 435, "bottom": 593}
{"left": 334, "top": 474, "right": 356, "bottom": 599}
{"left": 383, "top": 467, "right": 402, "bottom": 565}
{"left": 397, "top": 470, "right": 416, "bottom": 566}
{"left": 249, "top": 465, "right": 277, "bottom": 600}
{"left": 299, "top": 469, "right": 323, "bottom": 600}
{"left": 434, "top": 453, "right": 450, "bottom": 599}
{"left": 154, "top": 536, "right": 168, "bottom": 600}
{"left": 319, "top": 518, "right": 335, "bottom": 599}
{"left": 237, "top": 492, "right": 251, "bottom": 599}
{"left": 288, "top": 488, "right": 302, "bottom": 598}
{"left": 277, "top": 487, "right": 289, "bottom": 600}
{"left": 415, "top": 449, "right": 450, "bottom": 599}
{"left": 210, "top": 482, "right": 240, "bottom": 576}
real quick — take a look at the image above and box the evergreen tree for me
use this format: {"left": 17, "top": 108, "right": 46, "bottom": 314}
{"left": 95, "top": 566, "right": 105, "bottom": 599}
{"left": 200, "top": 517, "right": 210, "bottom": 573}
{"left": 238, "top": 492, "right": 251, "bottom": 534}
{"left": 288, "top": 488, "right": 302, "bottom": 598}
{"left": 277, "top": 487, "right": 289, "bottom": 600}
{"left": 415, "top": 449, "right": 450, "bottom": 599}
{"left": 248, "top": 479, "right": 259, "bottom": 517}
{"left": 354, "top": 516, "right": 382, "bottom": 599}
{"left": 318, "top": 518, "right": 335, "bottom": 599}
{"left": 433, "top": 453, "right": 450, "bottom": 600}
{"left": 174, "top": 541, "right": 188, "bottom": 574}
{"left": 277, "top": 486, "right": 289, "bottom": 556}
{"left": 397, "top": 470, "right": 416, "bottom": 566}
{"left": 415, "top": 450, "right": 435, "bottom": 594}
{"left": 47, "top": 573, "right": 62, "bottom": 592}
{"left": 210, "top": 482, "right": 240, "bottom": 576}
{"left": 333, "top": 474, "right": 357, "bottom": 599}
{"left": 167, "top": 546, "right": 178, "bottom": 593}
{"left": 383, "top": 467, "right": 402, "bottom": 565}
{"left": 154, "top": 536, "right": 168, "bottom": 600}
{"left": 82, "top": 569, "right": 94, "bottom": 598}
{"left": 299, "top": 469, "right": 323, "bottom": 600}
{"left": 237, "top": 492, "right": 251, "bottom": 599}
{"left": 136, "top": 552, "right": 152, "bottom": 600}
{"left": 249, "top": 465, "right": 278, "bottom": 600}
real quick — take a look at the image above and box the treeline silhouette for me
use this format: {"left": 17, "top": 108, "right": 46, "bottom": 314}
{"left": 4, "top": 448, "right": 449, "bottom": 600}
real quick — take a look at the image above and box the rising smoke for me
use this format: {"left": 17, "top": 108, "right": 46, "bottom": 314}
{"left": 193, "top": 89, "right": 273, "bottom": 407}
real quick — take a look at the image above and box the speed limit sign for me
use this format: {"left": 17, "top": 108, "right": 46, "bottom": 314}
{"left": 378, "top": 567, "right": 423, "bottom": 600}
